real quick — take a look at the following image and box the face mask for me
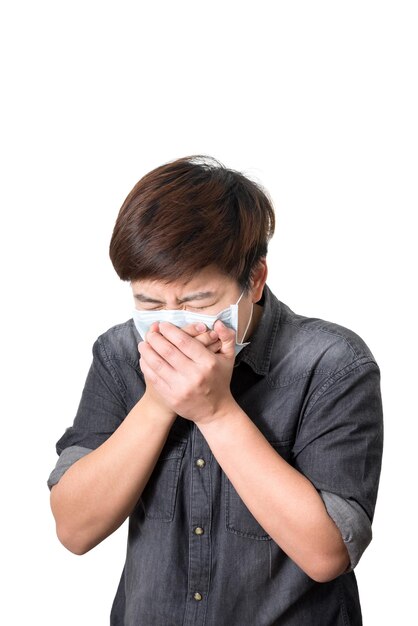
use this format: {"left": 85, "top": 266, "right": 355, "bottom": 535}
{"left": 132, "top": 291, "right": 253, "bottom": 356}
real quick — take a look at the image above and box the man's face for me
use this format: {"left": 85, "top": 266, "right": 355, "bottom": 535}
{"left": 130, "top": 265, "right": 259, "bottom": 342}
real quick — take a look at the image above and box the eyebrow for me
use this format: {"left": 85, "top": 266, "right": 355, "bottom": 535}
{"left": 133, "top": 291, "right": 216, "bottom": 304}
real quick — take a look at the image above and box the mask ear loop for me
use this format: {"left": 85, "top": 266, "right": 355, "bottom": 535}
{"left": 237, "top": 291, "right": 254, "bottom": 344}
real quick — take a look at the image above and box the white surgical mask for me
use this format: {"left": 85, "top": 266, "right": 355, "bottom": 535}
{"left": 132, "top": 291, "right": 253, "bottom": 356}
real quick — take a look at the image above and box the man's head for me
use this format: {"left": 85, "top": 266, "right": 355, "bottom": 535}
{"left": 109, "top": 155, "right": 275, "bottom": 292}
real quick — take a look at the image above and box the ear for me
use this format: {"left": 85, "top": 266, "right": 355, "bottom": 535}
{"left": 249, "top": 258, "right": 268, "bottom": 302}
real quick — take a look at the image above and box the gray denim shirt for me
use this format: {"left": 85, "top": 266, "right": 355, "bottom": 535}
{"left": 48, "top": 285, "right": 383, "bottom": 626}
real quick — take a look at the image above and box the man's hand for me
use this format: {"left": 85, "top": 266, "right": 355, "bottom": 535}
{"left": 178, "top": 322, "right": 222, "bottom": 353}
{"left": 138, "top": 320, "right": 237, "bottom": 424}
{"left": 138, "top": 321, "right": 221, "bottom": 421}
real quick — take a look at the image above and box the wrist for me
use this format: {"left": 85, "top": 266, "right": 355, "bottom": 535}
{"left": 139, "top": 391, "right": 177, "bottom": 428}
{"left": 195, "top": 395, "right": 242, "bottom": 428}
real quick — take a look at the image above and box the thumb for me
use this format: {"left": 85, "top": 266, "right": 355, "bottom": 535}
{"left": 213, "top": 320, "right": 236, "bottom": 358}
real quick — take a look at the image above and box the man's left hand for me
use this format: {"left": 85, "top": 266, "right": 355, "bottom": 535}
{"left": 138, "top": 320, "right": 237, "bottom": 424}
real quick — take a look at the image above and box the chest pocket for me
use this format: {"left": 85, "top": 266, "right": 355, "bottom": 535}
{"left": 225, "top": 440, "right": 293, "bottom": 540}
{"left": 140, "top": 436, "right": 187, "bottom": 522}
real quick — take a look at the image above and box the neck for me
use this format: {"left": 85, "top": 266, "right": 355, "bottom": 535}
{"left": 245, "top": 303, "right": 263, "bottom": 340}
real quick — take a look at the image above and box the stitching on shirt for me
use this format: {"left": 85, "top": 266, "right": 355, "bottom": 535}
{"left": 279, "top": 319, "right": 365, "bottom": 360}
{"left": 303, "top": 357, "right": 378, "bottom": 417}
{"left": 202, "top": 453, "right": 213, "bottom": 623}
{"left": 337, "top": 577, "right": 350, "bottom": 626}
{"left": 265, "top": 367, "right": 332, "bottom": 389}
{"left": 109, "top": 355, "right": 141, "bottom": 372}
{"left": 225, "top": 475, "right": 272, "bottom": 541}
{"left": 97, "top": 338, "right": 127, "bottom": 400}
{"left": 186, "top": 428, "right": 195, "bottom": 603}
{"left": 98, "top": 320, "right": 140, "bottom": 369}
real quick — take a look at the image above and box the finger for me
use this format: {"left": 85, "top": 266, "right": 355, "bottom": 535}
{"left": 139, "top": 356, "right": 174, "bottom": 398}
{"left": 213, "top": 320, "right": 236, "bottom": 358}
{"left": 144, "top": 321, "right": 160, "bottom": 341}
{"left": 178, "top": 322, "right": 221, "bottom": 353}
{"left": 157, "top": 321, "right": 213, "bottom": 363}
{"left": 206, "top": 338, "right": 222, "bottom": 353}
{"left": 181, "top": 322, "right": 208, "bottom": 337}
{"left": 146, "top": 328, "right": 198, "bottom": 373}
{"left": 196, "top": 329, "right": 220, "bottom": 347}
{"left": 138, "top": 338, "right": 176, "bottom": 382}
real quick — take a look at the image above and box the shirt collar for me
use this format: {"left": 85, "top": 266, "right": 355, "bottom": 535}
{"left": 234, "top": 284, "right": 281, "bottom": 375}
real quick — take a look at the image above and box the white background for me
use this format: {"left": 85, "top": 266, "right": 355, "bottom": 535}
{"left": 1, "top": 1, "right": 416, "bottom": 624}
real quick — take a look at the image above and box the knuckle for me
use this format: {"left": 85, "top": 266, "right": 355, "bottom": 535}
{"left": 148, "top": 372, "right": 158, "bottom": 385}
{"left": 154, "top": 357, "right": 165, "bottom": 372}
{"left": 141, "top": 363, "right": 157, "bottom": 385}
{"left": 161, "top": 342, "right": 175, "bottom": 359}
{"left": 176, "top": 335, "right": 189, "bottom": 351}
{"left": 191, "top": 371, "right": 203, "bottom": 387}
{"left": 195, "top": 369, "right": 209, "bottom": 386}
{"left": 197, "top": 334, "right": 210, "bottom": 346}
{"left": 206, "top": 356, "right": 216, "bottom": 371}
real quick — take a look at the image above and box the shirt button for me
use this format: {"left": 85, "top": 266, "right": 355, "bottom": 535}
{"left": 194, "top": 526, "right": 204, "bottom": 535}
{"left": 193, "top": 592, "right": 203, "bottom": 601}
{"left": 196, "top": 458, "right": 206, "bottom": 468}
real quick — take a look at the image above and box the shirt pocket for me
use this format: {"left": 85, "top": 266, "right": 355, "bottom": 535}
{"left": 225, "top": 439, "right": 293, "bottom": 540}
{"left": 140, "top": 436, "right": 188, "bottom": 522}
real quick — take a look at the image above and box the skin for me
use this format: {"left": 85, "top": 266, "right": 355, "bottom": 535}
{"left": 51, "top": 260, "right": 349, "bottom": 582}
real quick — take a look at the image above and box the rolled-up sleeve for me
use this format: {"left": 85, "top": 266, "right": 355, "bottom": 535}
{"left": 47, "top": 336, "right": 133, "bottom": 490}
{"left": 319, "top": 489, "right": 372, "bottom": 571}
{"left": 55, "top": 337, "right": 129, "bottom": 454}
{"left": 47, "top": 445, "right": 93, "bottom": 490}
{"left": 293, "top": 358, "right": 383, "bottom": 566}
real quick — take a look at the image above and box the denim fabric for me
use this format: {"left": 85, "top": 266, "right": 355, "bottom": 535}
{"left": 47, "top": 446, "right": 92, "bottom": 489}
{"left": 48, "top": 285, "right": 383, "bottom": 626}
{"left": 48, "top": 448, "right": 371, "bottom": 573}
{"left": 320, "top": 491, "right": 372, "bottom": 571}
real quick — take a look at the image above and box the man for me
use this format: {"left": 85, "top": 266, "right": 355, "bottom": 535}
{"left": 48, "top": 155, "right": 383, "bottom": 625}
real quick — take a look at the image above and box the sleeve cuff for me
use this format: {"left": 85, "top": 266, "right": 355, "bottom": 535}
{"left": 47, "top": 445, "right": 93, "bottom": 490}
{"left": 319, "top": 489, "right": 373, "bottom": 572}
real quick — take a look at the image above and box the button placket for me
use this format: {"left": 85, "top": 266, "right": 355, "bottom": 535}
{"left": 183, "top": 426, "right": 212, "bottom": 625}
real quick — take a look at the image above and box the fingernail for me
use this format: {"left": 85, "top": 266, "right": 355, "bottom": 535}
{"left": 195, "top": 323, "right": 206, "bottom": 332}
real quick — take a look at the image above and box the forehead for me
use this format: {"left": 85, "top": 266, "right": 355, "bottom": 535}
{"left": 130, "top": 266, "right": 238, "bottom": 299}
{"left": 131, "top": 267, "right": 238, "bottom": 295}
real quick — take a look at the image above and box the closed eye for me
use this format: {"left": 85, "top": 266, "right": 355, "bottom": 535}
{"left": 187, "top": 302, "right": 217, "bottom": 311}
{"left": 137, "top": 305, "right": 165, "bottom": 311}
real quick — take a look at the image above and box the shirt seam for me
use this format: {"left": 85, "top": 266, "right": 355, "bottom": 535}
{"left": 279, "top": 319, "right": 366, "bottom": 360}
{"left": 304, "top": 356, "right": 379, "bottom": 417}
{"left": 265, "top": 367, "right": 333, "bottom": 389}
{"left": 97, "top": 337, "right": 128, "bottom": 401}
{"left": 108, "top": 354, "right": 141, "bottom": 372}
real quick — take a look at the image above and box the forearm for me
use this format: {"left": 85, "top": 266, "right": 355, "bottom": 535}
{"left": 50, "top": 395, "right": 176, "bottom": 555}
{"left": 197, "top": 401, "right": 350, "bottom": 583}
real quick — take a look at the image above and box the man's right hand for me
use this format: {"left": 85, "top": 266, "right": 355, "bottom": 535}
{"left": 139, "top": 321, "right": 221, "bottom": 419}
{"left": 179, "top": 322, "right": 221, "bottom": 353}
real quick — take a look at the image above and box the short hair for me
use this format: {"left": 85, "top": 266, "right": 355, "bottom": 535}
{"left": 109, "top": 155, "right": 275, "bottom": 290}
